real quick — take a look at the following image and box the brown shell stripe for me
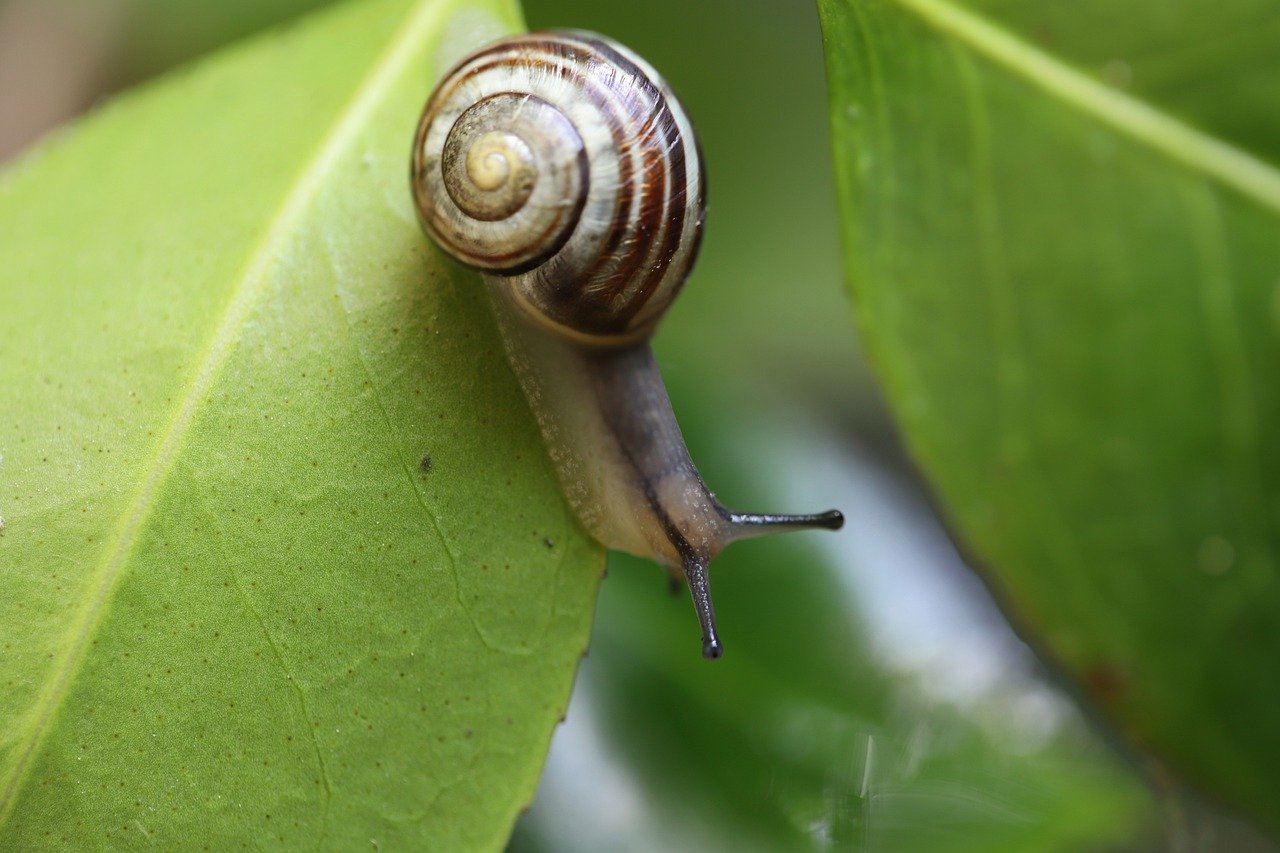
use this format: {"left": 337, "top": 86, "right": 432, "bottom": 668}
{"left": 505, "top": 38, "right": 650, "bottom": 330}
{"left": 575, "top": 35, "right": 696, "bottom": 330}
{"left": 563, "top": 36, "right": 691, "bottom": 331}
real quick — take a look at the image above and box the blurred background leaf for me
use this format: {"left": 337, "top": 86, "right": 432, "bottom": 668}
{"left": 820, "top": 0, "right": 1280, "bottom": 838}
{"left": 3, "top": 0, "right": 1278, "bottom": 848}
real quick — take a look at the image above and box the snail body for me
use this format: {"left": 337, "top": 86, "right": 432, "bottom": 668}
{"left": 413, "top": 31, "right": 842, "bottom": 659}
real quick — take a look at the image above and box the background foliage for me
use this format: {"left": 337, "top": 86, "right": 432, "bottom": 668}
{"left": 1, "top": 0, "right": 1277, "bottom": 848}
{"left": 821, "top": 0, "right": 1280, "bottom": 838}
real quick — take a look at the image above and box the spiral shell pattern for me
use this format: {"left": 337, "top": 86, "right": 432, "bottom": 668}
{"left": 412, "top": 31, "right": 706, "bottom": 345}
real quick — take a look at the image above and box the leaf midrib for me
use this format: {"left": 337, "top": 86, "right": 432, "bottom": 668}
{"left": 0, "top": 0, "right": 452, "bottom": 821}
{"left": 889, "top": 0, "right": 1280, "bottom": 213}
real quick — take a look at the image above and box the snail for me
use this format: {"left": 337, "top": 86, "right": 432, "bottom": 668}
{"left": 411, "top": 30, "right": 843, "bottom": 659}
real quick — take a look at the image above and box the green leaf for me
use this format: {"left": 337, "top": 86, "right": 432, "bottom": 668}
{"left": 820, "top": 0, "right": 1280, "bottom": 832}
{"left": 0, "top": 0, "right": 602, "bottom": 847}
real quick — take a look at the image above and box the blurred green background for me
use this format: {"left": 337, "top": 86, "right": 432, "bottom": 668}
{"left": 1, "top": 0, "right": 1275, "bottom": 848}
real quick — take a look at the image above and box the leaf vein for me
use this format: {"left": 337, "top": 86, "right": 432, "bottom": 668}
{"left": 326, "top": 292, "right": 504, "bottom": 656}
{"left": 225, "top": 557, "right": 334, "bottom": 847}
{"left": 890, "top": 0, "right": 1280, "bottom": 212}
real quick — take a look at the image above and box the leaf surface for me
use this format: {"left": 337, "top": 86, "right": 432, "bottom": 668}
{"left": 820, "top": 0, "right": 1280, "bottom": 829}
{"left": 0, "top": 0, "right": 601, "bottom": 847}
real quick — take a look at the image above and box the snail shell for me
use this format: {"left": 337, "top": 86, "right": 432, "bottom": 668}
{"left": 411, "top": 31, "right": 841, "bottom": 659}
{"left": 412, "top": 31, "right": 705, "bottom": 346}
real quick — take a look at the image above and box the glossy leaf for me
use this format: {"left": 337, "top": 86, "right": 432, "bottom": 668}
{"left": 0, "top": 0, "right": 602, "bottom": 847}
{"left": 820, "top": 0, "right": 1280, "bottom": 831}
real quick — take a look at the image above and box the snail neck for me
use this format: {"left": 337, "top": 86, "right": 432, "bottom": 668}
{"left": 485, "top": 280, "right": 719, "bottom": 562}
